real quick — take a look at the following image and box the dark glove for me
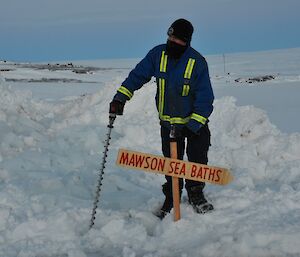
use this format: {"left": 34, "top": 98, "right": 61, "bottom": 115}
{"left": 109, "top": 100, "right": 125, "bottom": 115}
{"left": 183, "top": 124, "right": 203, "bottom": 137}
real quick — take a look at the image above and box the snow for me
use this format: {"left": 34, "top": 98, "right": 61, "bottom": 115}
{"left": 0, "top": 48, "right": 300, "bottom": 257}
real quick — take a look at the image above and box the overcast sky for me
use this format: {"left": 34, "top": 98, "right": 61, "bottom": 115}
{"left": 1, "top": 0, "right": 300, "bottom": 62}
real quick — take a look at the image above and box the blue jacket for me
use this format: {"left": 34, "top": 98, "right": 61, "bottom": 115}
{"left": 113, "top": 44, "right": 214, "bottom": 134}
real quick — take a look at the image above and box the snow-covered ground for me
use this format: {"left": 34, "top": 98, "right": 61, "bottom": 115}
{"left": 0, "top": 48, "right": 300, "bottom": 257}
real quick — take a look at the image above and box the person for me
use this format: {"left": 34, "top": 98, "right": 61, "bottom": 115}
{"left": 109, "top": 18, "right": 214, "bottom": 219}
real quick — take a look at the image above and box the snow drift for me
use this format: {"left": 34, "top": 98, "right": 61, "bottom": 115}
{"left": 0, "top": 73, "right": 300, "bottom": 256}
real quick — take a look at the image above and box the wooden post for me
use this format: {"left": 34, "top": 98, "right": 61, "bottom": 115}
{"left": 170, "top": 125, "right": 181, "bottom": 221}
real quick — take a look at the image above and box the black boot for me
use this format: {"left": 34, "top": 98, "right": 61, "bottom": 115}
{"left": 156, "top": 195, "right": 173, "bottom": 220}
{"left": 156, "top": 183, "right": 182, "bottom": 220}
{"left": 155, "top": 184, "right": 173, "bottom": 219}
{"left": 187, "top": 185, "right": 214, "bottom": 214}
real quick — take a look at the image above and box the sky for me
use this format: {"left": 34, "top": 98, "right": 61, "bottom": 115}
{"left": 1, "top": 0, "right": 300, "bottom": 62}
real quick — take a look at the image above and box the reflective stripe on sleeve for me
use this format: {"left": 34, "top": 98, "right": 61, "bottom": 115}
{"left": 190, "top": 113, "right": 207, "bottom": 125}
{"left": 117, "top": 86, "right": 133, "bottom": 99}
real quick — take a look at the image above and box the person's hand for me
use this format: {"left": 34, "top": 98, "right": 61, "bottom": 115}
{"left": 183, "top": 124, "right": 203, "bottom": 137}
{"left": 109, "top": 100, "right": 125, "bottom": 115}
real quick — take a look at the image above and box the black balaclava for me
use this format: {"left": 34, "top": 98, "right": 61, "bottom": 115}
{"left": 166, "top": 18, "right": 194, "bottom": 59}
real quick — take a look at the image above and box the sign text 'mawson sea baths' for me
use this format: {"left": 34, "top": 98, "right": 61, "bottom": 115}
{"left": 116, "top": 149, "right": 233, "bottom": 186}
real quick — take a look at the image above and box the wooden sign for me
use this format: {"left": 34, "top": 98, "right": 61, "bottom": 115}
{"left": 116, "top": 149, "right": 233, "bottom": 186}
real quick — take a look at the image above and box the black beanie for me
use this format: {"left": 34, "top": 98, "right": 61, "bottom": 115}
{"left": 167, "top": 19, "right": 194, "bottom": 44}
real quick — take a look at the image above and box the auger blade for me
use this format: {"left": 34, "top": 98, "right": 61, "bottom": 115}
{"left": 89, "top": 114, "right": 116, "bottom": 229}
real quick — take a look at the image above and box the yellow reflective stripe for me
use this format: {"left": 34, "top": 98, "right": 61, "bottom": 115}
{"left": 182, "top": 84, "right": 190, "bottom": 96}
{"left": 117, "top": 86, "right": 133, "bottom": 99}
{"left": 191, "top": 113, "right": 207, "bottom": 125}
{"left": 159, "top": 115, "right": 190, "bottom": 124}
{"left": 158, "top": 78, "right": 165, "bottom": 116}
{"left": 169, "top": 116, "right": 190, "bottom": 124}
{"left": 184, "top": 58, "right": 196, "bottom": 79}
{"left": 159, "top": 51, "right": 168, "bottom": 72}
{"left": 159, "top": 113, "right": 206, "bottom": 125}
